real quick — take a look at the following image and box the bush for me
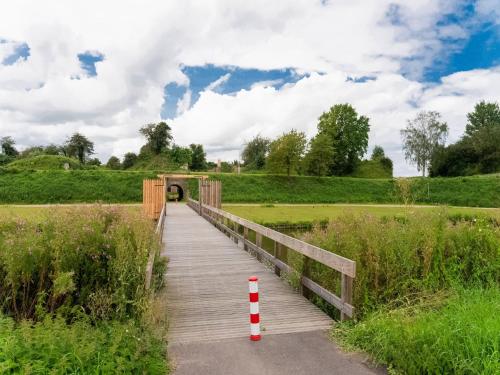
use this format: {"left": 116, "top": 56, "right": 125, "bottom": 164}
{"left": 0, "top": 206, "right": 162, "bottom": 321}
{"left": 300, "top": 211, "right": 500, "bottom": 316}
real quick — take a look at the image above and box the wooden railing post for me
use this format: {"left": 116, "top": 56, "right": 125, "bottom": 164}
{"left": 198, "top": 179, "right": 203, "bottom": 216}
{"left": 243, "top": 227, "right": 249, "bottom": 250}
{"left": 274, "top": 242, "right": 281, "bottom": 276}
{"left": 341, "top": 274, "right": 353, "bottom": 321}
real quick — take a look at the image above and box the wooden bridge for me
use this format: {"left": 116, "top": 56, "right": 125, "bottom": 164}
{"left": 146, "top": 177, "right": 378, "bottom": 374}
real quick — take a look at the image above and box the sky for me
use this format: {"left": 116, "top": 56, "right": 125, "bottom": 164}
{"left": 0, "top": 0, "right": 499, "bottom": 176}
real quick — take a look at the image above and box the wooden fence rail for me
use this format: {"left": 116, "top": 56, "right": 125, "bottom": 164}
{"left": 187, "top": 198, "right": 356, "bottom": 320}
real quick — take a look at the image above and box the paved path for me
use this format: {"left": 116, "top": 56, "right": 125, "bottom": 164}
{"left": 164, "top": 203, "right": 381, "bottom": 374}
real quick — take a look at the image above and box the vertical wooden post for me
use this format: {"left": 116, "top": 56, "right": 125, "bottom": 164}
{"left": 255, "top": 233, "right": 262, "bottom": 248}
{"left": 198, "top": 178, "right": 203, "bottom": 216}
{"left": 274, "top": 242, "right": 281, "bottom": 276}
{"left": 243, "top": 227, "right": 249, "bottom": 251}
{"left": 341, "top": 274, "right": 353, "bottom": 321}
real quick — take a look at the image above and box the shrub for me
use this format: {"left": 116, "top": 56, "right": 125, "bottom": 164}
{"left": 0, "top": 206, "right": 162, "bottom": 321}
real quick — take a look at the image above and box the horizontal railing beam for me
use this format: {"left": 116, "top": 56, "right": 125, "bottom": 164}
{"left": 188, "top": 198, "right": 355, "bottom": 278}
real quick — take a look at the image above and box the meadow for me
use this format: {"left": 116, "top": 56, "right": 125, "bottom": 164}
{"left": 0, "top": 205, "right": 169, "bottom": 373}
{"left": 223, "top": 203, "right": 500, "bottom": 225}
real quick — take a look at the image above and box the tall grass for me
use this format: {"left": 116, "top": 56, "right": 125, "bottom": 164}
{"left": 333, "top": 287, "right": 500, "bottom": 374}
{"left": 300, "top": 211, "right": 500, "bottom": 316}
{"left": 0, "top": 206, "right": 163, "bottom": 321}
{"left": 0, "top": 206, "right": 168, "bottom": 372}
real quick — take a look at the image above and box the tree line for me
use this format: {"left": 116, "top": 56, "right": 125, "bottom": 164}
{"left": 1, "top": 100, "right": 498, "bottom": 177}
{"left": 0, "top": 123, "right": 209, "bottom": 171}
{"left": 401, "top": 100, "right": 500, "bottom": 177}
{"left": 242, "top": 103, "right": 392, "bottom": 177}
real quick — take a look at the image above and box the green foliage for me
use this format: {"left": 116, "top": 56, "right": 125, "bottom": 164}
{"left": 140, "top": 122, "right": 173, "bottom": 155}
{"left": 65, "top": 133, "right": 95, "bottom": 163}
{"left": 301, "top": 212, "right": 499, "bottom": 316}
{"left": 0, "top": 206, "right": 161, "bottom": 321}
{"left": 242, "top": 135, "right": 270, "bottom": 170}
{"left": 0, "top": 170, "right": 157, "bottom": 204}
{"left": 304, "top": 133, "right": 334, "bottom": 176}
{"left": 333, "top": 288, "right": 500, "bottom": 375}
{"left": 189, "top": 144, "right": 207, "bottom": 171}
{"left": 1, "top": 136, "right": 18, "bottom": 157}
{"left": 0, "top": 314, "right": 168, "bottom": 374}
{"left": 131, "top": 153, "right": 181, "bottom": 171}
{"left": 431, "top": 101, "right": 500, "bottom": 176}
{"left": 266, "top": 130, "right": 306, "bottom": 176}
{"left": 106, "top": 155, "right": 122, "bottom": 170}
{"left": 465, "top": 100, "right": 500, "bottom": 137}
{"left": 349, "top": 159, "right": 392, "bottom": 178}
{"left": 169, "top": 144, "right": 192, "bottom": 166}
{"left": 6, "top": 155, "right": 82, "bottom": 170}
{"left": 122, "top": 152, "right": 138, "bottom": 169}
{"left": 401, "top": 111, "right": 448, "bottom": 176}
{"left": 317, "top": 104, "right": 370, "bottom": 175}
{"left": 370, "top": 145, "right": 385, "bottom": 159}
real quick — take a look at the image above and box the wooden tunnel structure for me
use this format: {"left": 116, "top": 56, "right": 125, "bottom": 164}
{"left": 142, "top": 174, "right": 221, "bottom": 220}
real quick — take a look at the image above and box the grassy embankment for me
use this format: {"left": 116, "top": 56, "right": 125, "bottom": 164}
{"left": 224, "top": 204, "right": 500, "bottom": 374}
{"left": 0, "top": 169, "right": 498, "bottom": 207}
{"left": 0, "top": 206, "right": 169, "bottom": 373}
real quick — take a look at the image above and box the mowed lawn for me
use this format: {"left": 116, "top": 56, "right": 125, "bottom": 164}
{"left": 223, "top": 204, "right": 500, "bottom": 223}
{"left": 0, "top": 204, "right": 141, "bottom": 220}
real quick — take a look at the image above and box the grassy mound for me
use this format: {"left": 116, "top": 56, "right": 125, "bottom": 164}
{"left": 349, "top": 160, "right": 392, "bottom": 178}
{"left": 0, "top": 169, "right": 497, "bottom": 207}
{"left": 0, "top": 170, "right": 157, "bottom": 204}
{"left": 6, "top": 155, "right": 82, "bottom": 170}
{"left": 131, "top": 154, "right": 181, "bottom": 171}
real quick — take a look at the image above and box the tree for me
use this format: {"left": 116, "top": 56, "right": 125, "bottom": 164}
{"left": 465, "top": 101, "right": 500, "bottom": 137}
{"left": 140, "top": 122, "right": 173, "bottom": 155}
{"left": 303, "top": 133, "right": 334, "bottom": 176}
{"left": 65, "top": 133, "right": 94, "bottom": 163}
{"left": 266, "top": 130, "right": 306, "bottom": 176}
{"left": 189, "top": 144, "right": 207, "bottom": 171}
{"left": 242, "top": 135, "right": 270, "bottom": 170}
{"left": 86, "top": 157, "right": 102, "bottom": 166}
{"left": 1, "top": 136, "right": 18, "bottom": 157}
{"left": 122, "top": 152, "right": 138, "bottom": 169}
{"left": 169, "top": 145, "right": 192, "bottom": 166}
{"left": 401, "top": 111, "right": 448, "bottom": 177}
{"left": 317, "top": 104, "right": 370, "bottom": 175}
{"left": 106, "top": 156, "right": 121, "bottom": 170}
{"left": 371, "top": 145, "right": 385, "bottom": 159}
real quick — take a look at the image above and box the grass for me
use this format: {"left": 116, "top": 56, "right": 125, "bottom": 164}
{"left": 223, "top": 204, "right": 500, "bottom": 224}
{"left": 333, "top": 288, "right": 500, "bottom": 374}
{"left": 0, "top": 315, "right": 168, "bottom": 374}
{"left": 0, "top": 205, "right": 169, "bottom": 372}
{"left": 1, "top": 169, "right": 498, "bottom": 207}
{"left": 6, "top": 155, "right": 82, "bottom": 170}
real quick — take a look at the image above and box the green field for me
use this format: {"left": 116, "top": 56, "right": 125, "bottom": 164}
{"left": 0, "top": 204, "right": 140, "bottom": 220}
{"left": 223, "top": 204, "right": 500, "bottom": 224}
{"left": 1, "top": 169, "right": 498, "bottom": 207}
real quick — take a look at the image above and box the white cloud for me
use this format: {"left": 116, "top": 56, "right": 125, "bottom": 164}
{"left": 0, "top": 0, "right": 497, "bottom": 175}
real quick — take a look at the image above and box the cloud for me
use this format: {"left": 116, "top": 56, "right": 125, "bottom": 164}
{"left": 0, "top": 0, "right": 498, "bottom": 175}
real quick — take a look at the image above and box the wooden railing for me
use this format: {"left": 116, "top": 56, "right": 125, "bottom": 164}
{"left": 187, "top": 198, "right": 356, "bottom": 320}
{"left": 145, "top": 204, "right": 166, "bottom": 290}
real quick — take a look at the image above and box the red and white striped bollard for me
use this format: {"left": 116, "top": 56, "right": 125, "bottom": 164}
{"left": 248, "top": 276, "right": 261, "bottom": 341}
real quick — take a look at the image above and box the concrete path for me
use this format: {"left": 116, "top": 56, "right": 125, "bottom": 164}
{"left": 164, "top": 203, "right": 381, "bottom": 374}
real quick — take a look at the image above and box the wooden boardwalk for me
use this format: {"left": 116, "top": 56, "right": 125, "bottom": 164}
{"left": 164, "top": 203, "right": 332, "bottom": 344}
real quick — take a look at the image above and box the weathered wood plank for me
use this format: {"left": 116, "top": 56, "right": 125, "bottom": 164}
{"left": 165, "top": 203, "right": 332, "bottom": 343}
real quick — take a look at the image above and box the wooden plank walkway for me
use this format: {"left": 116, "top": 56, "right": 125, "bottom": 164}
{"left": 164, "top": 203, "right": 332, "bottom": 344}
